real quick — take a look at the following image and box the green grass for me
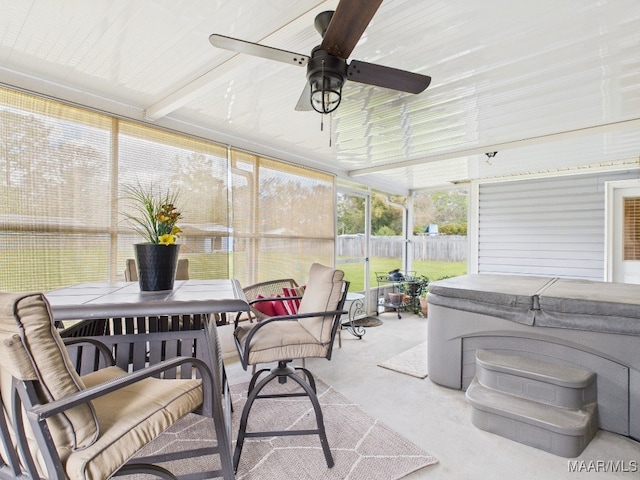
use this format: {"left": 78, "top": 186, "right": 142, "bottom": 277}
{"left": 339, "top": 258, "right": 466, "bottom": 292}
{"left": 0, "top": 243, "right": 466, "bottom": 294}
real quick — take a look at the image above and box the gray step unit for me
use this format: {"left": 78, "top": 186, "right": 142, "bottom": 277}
{"left": 474, "top": 349, "right": 597, "bottom": 409}
{"left": 466, "top": 349, "right": 598, "bottom": 457}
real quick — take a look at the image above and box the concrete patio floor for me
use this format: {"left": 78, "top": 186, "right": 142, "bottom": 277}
{"left": 220, "top": 311, "right": 640, "bottom": 479}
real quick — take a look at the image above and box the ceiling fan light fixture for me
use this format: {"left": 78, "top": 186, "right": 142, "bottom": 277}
{"left": 307, "top": 47, "right": 347, "bottom": 114}
{"left": 310, "top": 71, "right": 343, "bottom": 114}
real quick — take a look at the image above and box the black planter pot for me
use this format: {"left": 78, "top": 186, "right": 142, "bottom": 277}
{"left": 133, "top": 243, "right": 180, "bottom": 291}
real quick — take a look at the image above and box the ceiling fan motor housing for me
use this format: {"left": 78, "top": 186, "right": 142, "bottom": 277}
{"left": 307, "top": 46, "right": 347, "bottom": 113}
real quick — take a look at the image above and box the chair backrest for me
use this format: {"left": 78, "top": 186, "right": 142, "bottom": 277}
{"left": 297, "top": 263, "right": 347, "bottom": 344}
{"left": 0, "top": 292, "right": 100, "bottom": 475}
{"left": 124, "top": 258, "right": 189, "bottom": 281}
{"left": 242, "top": 278, "right": 299, "bottom": 303}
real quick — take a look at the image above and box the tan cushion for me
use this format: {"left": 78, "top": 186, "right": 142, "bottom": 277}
{"left": 0, "top": 292, "right": 99, "bottom": 452}
{"left": 235, "top": 321, "right": 330, "bottom": 365}
{"left": 0, "top": 333, "right": 38, "bottom": 381}
{"left": 0, "top": 331, "right": 52, "bottom": 475}
{"left": 297, "top": 263, "right": 345, "bottom": 343}
{"left": 67, "top": 366, "right": 203, "bottom": 479}
{"left": 125, "top": 258, "right": 189, "bottom": 281}
{"left": 124, "top": 258, "right": 138, "bottom": 281}
{"left": 176, "top": 258, "right": 189, "bottom": 280}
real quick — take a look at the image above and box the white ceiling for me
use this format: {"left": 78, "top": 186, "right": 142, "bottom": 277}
{"left": 1, "top": 0, "right": 639, "bottom": 194}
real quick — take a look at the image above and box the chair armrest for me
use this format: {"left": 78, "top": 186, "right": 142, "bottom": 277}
{"left": 29, "top": 355, "right": 215, "bottom": 421}
{"left": 248, "top": 296, "right": 303, "bottom": 306}
{"left": 63, "top": 337, "right": 116, "bottom": 367}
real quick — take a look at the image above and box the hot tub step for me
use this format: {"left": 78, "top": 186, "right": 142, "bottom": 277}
{"left": 475, "top": 349, "right": 596, "bottom": 409}
{"left": 466, "top": 378, "right": 598, "bottom": 457}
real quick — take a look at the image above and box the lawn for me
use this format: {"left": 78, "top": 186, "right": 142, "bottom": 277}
{"left": 339, "top": 258, "right": 466, "bottom": 292}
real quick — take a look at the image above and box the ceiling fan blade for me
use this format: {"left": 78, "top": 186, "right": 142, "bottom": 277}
{"left": 209, "top": 34, "right": 309, "bottom": 66}
{"left": 347, "top": 60, "right": 431, "bottom": 94}
{"left": 294, "top": 83, "right": 312, "bottom": 111}
{"left": 321, "top": 0, "right": 383, "bottom": 59}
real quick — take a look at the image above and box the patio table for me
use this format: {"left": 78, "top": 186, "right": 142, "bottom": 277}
{"left": 45, "top": 279, "right": 249, "bottom": 321}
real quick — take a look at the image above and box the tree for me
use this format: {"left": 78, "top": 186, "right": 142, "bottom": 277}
{"left": 371, "top": 193, "right": 403, "bottom": 235}
{"left": 431, "top": 191, "right": 467, "bottom": 225}
{"left": 337, "top": 195, "right": 365, "bottom": 234}
{"left": 413, "top": 190, "right": 467, "bottom": 234}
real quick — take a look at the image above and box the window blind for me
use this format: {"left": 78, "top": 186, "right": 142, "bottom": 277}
{"left": 0, "top": 87, "right": 113, "bottom": 291}
{"left": 624, "top": 197, "right": 640, "bottom": 261}
{"left": 231, "top": 150, "right": 335, "bottom": 286}
{"left": 118, "top": 121, "right": 230, "bottom": 280}
{"left": 0, "top": 85, "right": 337, "bottom": 291}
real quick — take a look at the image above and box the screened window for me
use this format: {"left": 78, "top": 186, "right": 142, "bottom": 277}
{"left": 0, "top": 87, "right": 113, "bottom": 291}
{"left": 118, "top": 121, "right": 230, "bottom": 280}
{"left": 0, "top": 86, "right": 336, "bottom": 292}
{"left": 231, "top": 150, "right": 335, "bottom": 286}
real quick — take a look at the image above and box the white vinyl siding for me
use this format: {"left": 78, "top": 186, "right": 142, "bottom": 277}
{"left": 478, "top": 170, "right": 640, "bottom": 280}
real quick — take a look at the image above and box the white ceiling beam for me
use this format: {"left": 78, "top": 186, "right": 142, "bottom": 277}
{"left": 144, "top": 0, "right": 333, "bottom": 121}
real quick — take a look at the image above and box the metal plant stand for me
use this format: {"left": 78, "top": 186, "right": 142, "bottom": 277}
{"left": 341, "top": 292, "right": 366, "bottom": 339}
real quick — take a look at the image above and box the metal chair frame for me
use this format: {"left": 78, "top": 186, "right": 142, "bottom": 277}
{"left": 232, "top": 281, "right": 349, "bottom": 472}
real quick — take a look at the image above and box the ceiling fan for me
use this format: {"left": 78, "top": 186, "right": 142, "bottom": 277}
{"left": 209, "top": 0, "right": 431, "bottom": 115}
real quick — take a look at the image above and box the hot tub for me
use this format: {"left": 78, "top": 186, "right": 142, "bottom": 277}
{"left": 427, "top": 274, "right": 640, "bottom": 441}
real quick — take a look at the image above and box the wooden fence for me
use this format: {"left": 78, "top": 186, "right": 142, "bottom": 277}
{"left": 338, "top": 235, "right": 467, "bottom": 262}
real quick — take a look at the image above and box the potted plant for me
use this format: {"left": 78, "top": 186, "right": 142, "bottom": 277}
{"left": 122, "top": 182, "right": 183, "bottom": 291}
{"left": 398, "top": 274, "right": 429, "bottom": 314}
{"left": 411, "top": 275, "right": 429, "bottom": 316}
{"left": 419, "top": 286, "right": 429, "bottom": 317}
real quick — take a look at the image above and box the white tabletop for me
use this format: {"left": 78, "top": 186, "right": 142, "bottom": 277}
{"left": 45, "top": 279, "right": 249, "bottom": 321}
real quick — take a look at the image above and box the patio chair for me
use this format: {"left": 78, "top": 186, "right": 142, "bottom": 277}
{"left": 235, "top": 277, "right": 347, "bottom": 348}
{"left": 232, "top": 263, "right": 349, "bottom": 472}
{"left": 124, "top": 257, "right": 190, "bottom": 281}
{"left": 0, "top": 291, "right": 234, "bottom": 480}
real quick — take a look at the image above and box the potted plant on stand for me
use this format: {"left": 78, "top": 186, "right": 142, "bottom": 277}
{"left": 122, "top": 182, "right": 183, "bottom": 291}
{"left": 398, "top": 274, "right": 429, "bottom": 315}
{"left": 419, "top": 286, "right": 429, "bottom": 317}
{"left": 412, "top": 275, "right": 429, "bottom": 317}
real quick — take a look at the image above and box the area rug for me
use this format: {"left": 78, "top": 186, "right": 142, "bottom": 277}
{"left": 126, "top": 378, "right": 437, "bottom": 480}
{"left": 351, "top": 316, "right": 383, "bottom": 327}
{"left": 378, "top": 342, "right": 429, "bottom": 379}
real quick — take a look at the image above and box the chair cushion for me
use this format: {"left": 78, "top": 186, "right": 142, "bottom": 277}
{"left": 297, "top": 264, "right": 345, "bottom": 342}
{"left": 0, "top": 292, "right": 99, "bottom": 452}
{"left": 235, "top": 321, "right": 330, "bottom": 365}
{"left": 0, "top": 332, "right": 38, "bottom": 381}
{"left": 66, "top": 366, "right": 203, "bottom": 479}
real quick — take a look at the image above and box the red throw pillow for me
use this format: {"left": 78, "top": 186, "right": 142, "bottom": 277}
{"left": 253, "top": 294, "right": 277, "bottom": 317}
{"left": 282, "top": 286, "right": 306, "bottom": 314}
{"left": 271, "top": 295, "right": 289, "bottom": 316}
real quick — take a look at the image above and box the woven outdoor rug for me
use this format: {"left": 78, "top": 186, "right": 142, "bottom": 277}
{"left": 125, "top": 377, "right": 437, "bottom": 479}
{"left": 378, "top": 342, "right": 429, "bottom": 379}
